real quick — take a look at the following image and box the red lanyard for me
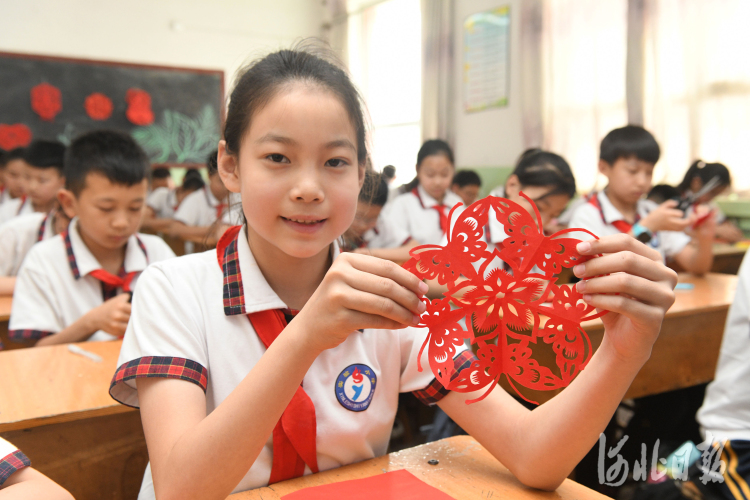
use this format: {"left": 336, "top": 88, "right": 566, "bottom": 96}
{"left": 587, "top": 193, "right": 638, "bottom": 234}
{"left": 411, "top": 187, "right": 449, "bottom": 235}
{"left": 216, "top": 226, "right": 319, "bottom": 484}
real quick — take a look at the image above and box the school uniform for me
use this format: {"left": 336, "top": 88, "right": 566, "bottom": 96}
{"left": 0, "top": 211, "right": 56, "bottom": 277}
{"left": 9, "top": 218, "right": 175, "bottom": 343}
{"left": 0, "top": 186, "right": 11, "bottom": 206}
{"left": 0, "top": 196, "right": 32, "bottom": 225}
{"left": 174, "top": 187, "right": 241, "bottom": 227}
{"left": 363, "top": 215, "right": 411, "bottom": 249}
{"left": 146, "top": 187, "right": 180, "bottom": 219}
{"left": 568, "top": 191, "right": 690, "bottom": 260}
{"left": 109, "top": 225, "right": 474, "bottom": 498}
{"left": 0, "top": 437, "right": 30, "bottom": 486}
{"left": 383, "top": 185, "right": 463, "bottom": 245}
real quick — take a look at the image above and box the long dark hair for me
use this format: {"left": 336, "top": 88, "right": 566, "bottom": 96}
{"left": 508, "top": 148, "right": 576, "bottom": 198}
{"left": 677, "top": 160, "right": 731, "bottom": 194}
{"left": 401, "top": 139, "right": 455, "bottom": 193}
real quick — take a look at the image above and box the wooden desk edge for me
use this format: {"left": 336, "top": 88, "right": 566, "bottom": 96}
{"left": 0, "top": 402, "right": 134, "bottom": 433}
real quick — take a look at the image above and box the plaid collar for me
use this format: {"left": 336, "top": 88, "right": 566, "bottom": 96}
{"left": 220, "top": 225, "right": 340, "bottom": 316}
{"left": 63, "top": 218, "right": 149, "bottom": 280}
{"left": 595, "top": 190, "right": 646, "bottom": 225}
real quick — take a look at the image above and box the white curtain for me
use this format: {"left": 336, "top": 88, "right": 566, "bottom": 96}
{"left": 323, "top": 0, "right": 349, "bottom": 64}
{"left": 421, "top": 0, "right": 454, "bottom": 144}
{"left": 643, "top": 0, "right": 750, "bottom": 191}
{"left": 540, "top": 0, "right": 629, "bottom": 193}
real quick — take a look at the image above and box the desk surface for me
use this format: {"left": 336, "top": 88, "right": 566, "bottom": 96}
{"left": 229, "top": 435, "right": 609, "bottom": 500}
{"left": 0, "top": 340, "right": 130, "bottom": 432}
{"left": 0, "top": 295, "right": 11, "bottom": 322}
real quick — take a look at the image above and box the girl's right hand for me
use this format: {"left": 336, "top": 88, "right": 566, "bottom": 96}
{"left": 294, "top": 252, "right": 428, "bottom": 353}
{"left": 641, "top": 200, "right": 692, "bottom": 233}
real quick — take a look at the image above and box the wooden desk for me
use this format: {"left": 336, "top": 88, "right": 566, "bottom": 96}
{"left": 711, "top": 243, "right": 746, "bottom": 275}
{"left": 0, "top": 295, "right": 23, "bottom": 351}
{"left": 229, "top": 436, "right": 608, "bottom": 500}
{"left": 509, "top": 273, "right": 737, "bottom": 404}
{"left": 0, "top": 340, "right": 147, "bottom": 500}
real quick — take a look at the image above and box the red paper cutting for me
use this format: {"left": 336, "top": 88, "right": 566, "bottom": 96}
{"left": 0, "top": 124, "right": 32, "bottom": 150}
{"left": 403, "top": 194, "right": 606, "bottom": 404}
{"left": 30, "top": 83, "right": 62, "bottom": 121}
{"left": 84, "top": 92, "right": 114, "bottom": 120}
{"left": 280, "top": 469, "right": 455, "bottom": 500}
{"left": 125, "top": 88, "right": 154, "bottom": 126}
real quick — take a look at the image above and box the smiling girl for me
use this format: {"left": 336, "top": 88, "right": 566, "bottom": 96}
{"left": 110, "top": 47, "right": 678, "bottom": 500}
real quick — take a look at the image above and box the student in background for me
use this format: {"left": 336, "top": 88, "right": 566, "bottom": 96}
{"left": 569, "top": 125, "right": 715, "bottom": 275}
{"left": 0, "top": 437, "right": 73, "bottom": 499}
{"left": 170, "top": 150, "right": 239, "bottom": 243}
{"left": 381, "top": 164, "right": 397, "bottom": 203}
{"left": 451, "top": 169, "right": 482, "bottom": 207}
{"left": 677, "top": 160, "right": 743, "bottom": 244}
{"left": 342, "top": 170, "right": 416, "bottom": 263}
{"left": 142, "top": 169, "right": 205, "bottom": 232}
{"left": 151, "top": 165, "right": 172, "bottom": 191}
{"left": 0, "top": 150, "right": 7, "bottom": 204}
{"left": 0, "top": 148, "right": 27, "bottom": 212}
{"left": 647, "top": 184, "right": 680, "bottom": 204}
{"left": 384, "top": 139, "right": 463, "bottom": 245}
{"left": 109, "top": 47, "right": 677, "bottom": 499}
{"left": 8, "top": 130, "right": 175, "bottom": 346}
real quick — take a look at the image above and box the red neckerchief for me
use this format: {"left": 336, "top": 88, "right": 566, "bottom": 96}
{"left": 216, "top": 226, "right": 319, "bottom": 484}
{"left": 204, "top": 187, "right": 227, "bottom": 220}
{"left": 411, "top": 187, "right": 449, "bottom": 235}
{"left": 587, "top": 192, "right": 638, "bottom": 234}
{"left": 89, "top": 268, "right": 138, "bottom": 293}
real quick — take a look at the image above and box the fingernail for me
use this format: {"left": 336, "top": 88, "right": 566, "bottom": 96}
{"left": 573, "top": 264, "right": 585, "bottom": 277}
{"left": 418, "top": 301, "right": 427, "bottom": 313}
{"left": 577, "top": 241, "right": 591, "bottom": 253}
{"left": 412, "top": 314, "right": 422, "bottom": 325}
{"left": 418, "top": 282, "right": 429, "bottom": 294}
{"left": 576, "top": 280, "right": 585, "bottom": 292}
{"left": 583, "top": 294, "right": 593, "bottom": 303}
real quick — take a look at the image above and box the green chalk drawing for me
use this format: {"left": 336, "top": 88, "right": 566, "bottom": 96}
{"left": 132, "top": 105, "right": 219, "bottom": 163}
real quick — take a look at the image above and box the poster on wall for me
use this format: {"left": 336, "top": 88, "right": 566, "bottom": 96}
{"left": 0, "top": 52, "right": 223, "bottom": 165}
{"left": 463, "top": 6, "right": 510, "bottom": 113}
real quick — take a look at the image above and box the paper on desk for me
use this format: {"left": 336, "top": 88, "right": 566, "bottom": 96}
{"left": 403, "top": 194, "right": 606, "bottom": 405}
{"left": 280, "top": 469, "right": 455, "bottom": 500}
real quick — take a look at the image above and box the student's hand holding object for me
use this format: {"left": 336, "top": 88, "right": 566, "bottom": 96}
{"left": 573, "top": 234, "right": 677, "bottom": 362}
{"left": 640, "top": 199, "right": 692, "bottom": 233}
{"left": 293, "top": 253, "right": 428, "bottom": 354}
{"left": 87, "top": 293, "right": 132, "bottom": 338}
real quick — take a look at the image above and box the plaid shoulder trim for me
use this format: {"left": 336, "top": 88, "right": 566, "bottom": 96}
{"left": 0, "top": 450, "right": 31, "bottom": 486}
{"left": 110, "top": 356, "right": 208, "bottom": 397}
{"left": 134, "top": 235, "right": 149, "bottom": 262}
{"left": 62, "top": 229, "right": 80, "bottom": 279}
{"left": 8, "top": 329, "right": 55, "bottom": 342}
{"left": 222, "top": 233, "right": 246, "bottom": 316}
{"left": 412, "top": 350, "right": 477, "bottom": 406}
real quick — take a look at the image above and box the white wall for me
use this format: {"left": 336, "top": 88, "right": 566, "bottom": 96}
{"left": 0, "top": 0, "right": 325, "bottom": 92}
{"left": 453, "top": 0, "right": 523, "bottom": 168}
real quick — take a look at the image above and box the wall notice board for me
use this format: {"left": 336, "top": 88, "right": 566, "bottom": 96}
{"left": 463, "top": 6, "right": 510, "bottom": 113}
{"left": 0, "top": 52, "right": 224, "bottom": 165}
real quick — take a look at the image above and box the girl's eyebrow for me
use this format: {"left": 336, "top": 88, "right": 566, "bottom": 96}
{"left": 255, "top": 134, "right": 356, "bottom": 153}
{"left": 326, "top": 138, "right": 356, "bottom": 152}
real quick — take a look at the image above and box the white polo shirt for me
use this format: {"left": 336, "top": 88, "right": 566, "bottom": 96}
{"left": 568, "top": 191, "right": 690, "bottom": 260}
{"left": 174, "top": 187, "right": 242, "bottom": 227}
{"left": 146, "top": 187, "right": 179, "bottom": 219}
{"left": 0, "top": 196, "right": 32, "bottom": 225}
{"left": 363, "top": 215, "right": 412, "bottom": 249}
{"left": 9, "top": 218, "right": 175, "bottom": 343}
{"left": 109, "top": 227, "right": 473, "bottom": 498}
{"left": 0, "top": 437, "right": 30, "bottom": 486}
{"left": 383, "top": 185, "right": 463, "bottom": 245}
{"left": 0, "top": 211, "right": 55, "bottom": 277}
{"left": 697, "top": 254, "right": 750, "bottom": 441}
{"left": 0, "top": 187, "right": 11, "bottom": 206}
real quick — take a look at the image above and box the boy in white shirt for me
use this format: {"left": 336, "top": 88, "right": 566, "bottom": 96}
{"left": 142, "top": 169, "right": 205, "bottom": 233}
{"left": 568, "top": 126, "right": 714, "bottom": 274}
{"left": 451, "top": 169, "right": 482, "bottom": 207}
{"left": 9, "top": 130, "right": 175, "bottom": 346}
{"left": 0, "top": 148, "right": 28, "bottom": 217}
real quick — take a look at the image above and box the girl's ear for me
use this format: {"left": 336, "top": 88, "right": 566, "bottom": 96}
{"left": 57, "top": 189, "right": 77, "bottom": 219}
{"left": 690, "top": 176, "right": 703, "bottom": 193}
{"left": 217, "top": 140, "right": 241, "bottom": 194}
{"left": 504, "top": 174, "right": 521, "bottom": 197}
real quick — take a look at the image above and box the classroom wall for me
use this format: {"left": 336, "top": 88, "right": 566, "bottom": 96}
{"left": 0, "top": 0, "right": 325, "bottom": 91}
{"left": 452, "top": 0, "right": 524, "bottom": 177}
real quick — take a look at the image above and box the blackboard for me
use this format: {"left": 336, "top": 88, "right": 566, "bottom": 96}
{"left": 0, "top": 51, "right": 224, "bottom": 165}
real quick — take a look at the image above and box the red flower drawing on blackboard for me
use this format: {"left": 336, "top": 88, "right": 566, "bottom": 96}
{"left": 30, "top": 83, "right": 62, "bottom": 122}
{"left": 0, "top": 124, "right": 33, "bottom": 150}
{"left": 84, "top": 93, "right": 114, "bottom": 121}
{"left": 125, "top": 88, "right": 154, "bottom": 126}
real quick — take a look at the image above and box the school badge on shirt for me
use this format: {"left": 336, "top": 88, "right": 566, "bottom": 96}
{"left": 335, "top": 364, "right": 377, "bottom": 412}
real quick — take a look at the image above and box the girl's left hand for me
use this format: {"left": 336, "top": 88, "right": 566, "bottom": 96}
{"left": 688, "top": 204, "right": 717, "bottom": 240}
{"left": 572, "top": 234, "right": 678, "bottom": 362}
